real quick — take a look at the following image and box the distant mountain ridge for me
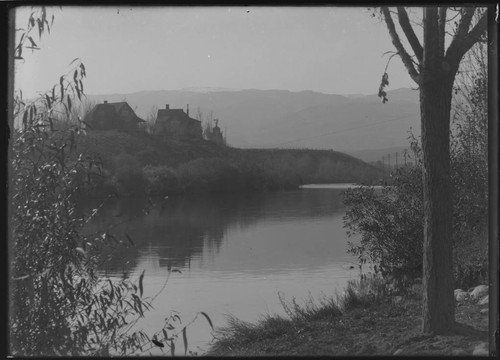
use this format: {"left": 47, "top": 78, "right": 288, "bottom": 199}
{"left": 87, "top": 87, "right": 420, "bottom": 153}
{"left": 178, "top": 86, "right": 241, "bottom": 93}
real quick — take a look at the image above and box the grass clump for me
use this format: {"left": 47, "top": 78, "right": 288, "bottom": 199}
{"left": 211, "top": 277, "right": 392, "bottom": 354}
{"left": 212, "top": 314, "right": 296, "bottom": 353}
{"left": 279, "top": 292, "right": 342, "bottom": 323}
{"left": 210, "top": 274, "right": 428, "bottom": 355}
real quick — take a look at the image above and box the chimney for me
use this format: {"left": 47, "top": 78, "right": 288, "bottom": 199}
{"left": 186, "top": 104, "right": 189, "bottom": 116}
{"left": 104, "top": 100, "right": 108, "bottom": 104}
{"left": 165, "top": 104, "right": 169, "bottom": 110}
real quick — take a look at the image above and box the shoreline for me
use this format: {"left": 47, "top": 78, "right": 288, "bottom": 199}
{"left": 207, "top": 277, "right": 489, "bottom": 356}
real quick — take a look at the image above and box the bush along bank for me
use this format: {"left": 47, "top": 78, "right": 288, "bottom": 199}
{"left": 208, "top": 274, "right": 489, "bottom": 356}
{"left": 73, "top": 133, "right": 384, "bottom": 198}
{"left": 77, "top": 154, "right": 303, "bottom": 198}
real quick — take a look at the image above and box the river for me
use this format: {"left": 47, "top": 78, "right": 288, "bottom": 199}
{"left": 81, "top": 184, "right": 362, "bottom": 355}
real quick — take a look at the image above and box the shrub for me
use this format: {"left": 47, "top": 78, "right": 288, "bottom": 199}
{"left": 11, "top": 89, "right": 151, "bottom": 356}
{"left": 143, "top": 165, "right": 180, "bottom": 195}
{"left": 10, "top": 10, "right": 213, "bottom": 356}
{"left": 343, "top": 165, "right": 424, "bottom": 277}
{"left": 110, "top": 153, "right": 146, "bottom": 195}
{"left": 343, "top": 55, "right": 487, "bottom": 287}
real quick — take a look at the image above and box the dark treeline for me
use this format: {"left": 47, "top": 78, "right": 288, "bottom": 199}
{"left": 73, "top": 130, "right": 384, "bottom": 198}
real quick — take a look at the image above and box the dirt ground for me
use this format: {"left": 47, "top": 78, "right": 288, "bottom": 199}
{"left": 208, "top": 296, "right": 490, "bottom": 356}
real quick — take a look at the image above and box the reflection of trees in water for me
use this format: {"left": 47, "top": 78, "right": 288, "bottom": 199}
{"left": 80, "top": 188, "right": 346, "bottom": 274}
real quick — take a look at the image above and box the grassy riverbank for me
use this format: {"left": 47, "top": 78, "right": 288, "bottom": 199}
{"left": 208, "top": 277, "right": 489, "bottom": 356}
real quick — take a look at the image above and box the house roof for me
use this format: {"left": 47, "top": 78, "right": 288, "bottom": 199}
{"left": 156, "top": 108, "right": 201, "bottom": 124}
{"left": 85, "top": 101, "right": 145, "bottom": 125}
{"left": 84, "top": 103, "right": 120, "bottom": 123}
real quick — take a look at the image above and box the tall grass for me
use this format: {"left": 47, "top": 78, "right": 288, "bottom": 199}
{"left": 210, "top": 275, "right": 413, "bottom": 354}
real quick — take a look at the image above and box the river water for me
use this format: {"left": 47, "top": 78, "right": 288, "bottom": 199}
{"left": 82, "top": 184, "right": 362, "bottom": 355}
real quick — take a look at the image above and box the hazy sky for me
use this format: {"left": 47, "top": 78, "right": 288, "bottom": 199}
{"left": 14, "top": 6, "right": 415, "bottom": 98}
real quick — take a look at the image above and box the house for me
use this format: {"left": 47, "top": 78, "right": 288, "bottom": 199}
{"left": 205, "top": 118, "right": 225, "bottom": 145}
{"left": 154, "top": 104, "right": 202, "bottom": 139}
{"left": 84, "top": 101, "right": 145, "bottom": 131}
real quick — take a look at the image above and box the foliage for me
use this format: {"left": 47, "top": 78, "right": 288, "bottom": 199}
{"left": 144, "top": 104, "right": 158, "bottom": 134}
{"left": 450, "top": 44, "right": 488, "bottom": 289}
{"left": 143, "top": 164, "right": 179, "bottom": 195}
{"left": 211, "top": 276, "right": 395, "bottom": 354}
{"left": 10, "top": 8, "right": 215, "bottom": 356}
{"left": 110, "top": 153, "right": 146, "bottom": 195}
{"left": 343, "top": 51, "right": 488, "bottom": 287}
{"left": 278, "top": 293, "right": 342, "bottom": 323}
{"left": 10, "top": 56, "right": 155, "bottom": 355}
{"left": 379, "top": 6, "right": 488, "bottom": 333}
{"left": 74, "top": 129, "right": 384, "bottom": 198}
{"left": 343, "top": 162, "right": 424, "bottom": 277}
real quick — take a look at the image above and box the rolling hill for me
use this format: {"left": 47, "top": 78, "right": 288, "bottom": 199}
{"left": 86, "top": 87, "right": 420, "bottom": 155}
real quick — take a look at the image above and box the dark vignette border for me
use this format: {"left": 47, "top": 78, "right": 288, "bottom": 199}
{"left": 1, "top": 2, "right": 499, "bottom": 358}
{"left": 487, "top": 4, "right": 499, "bottom": 357}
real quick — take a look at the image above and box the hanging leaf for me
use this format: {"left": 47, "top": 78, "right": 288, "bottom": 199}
{"left": 37, "top": 18, "right": 42, "bottom": 38}
{"left": 170, "top": 339, "right": 175, "bottom": 356}
{"left": 75, "top": 83, "right": 81, "bottom": 100}
{"left": 378, "top": 72, "right": 390, "bottom": 104}
{"left": 199, "top": 312, "right": 214, "bottom": 330}
{"left": 60, "top": 76, "right": 64, "bottom": 99}
{"left": 139, "top": 269, "right": 145, "bottom": 297}
{"left": 80, "top": 63, "right": 86, "bottom": 77}
{"left": 182, "top": 327, "right": 188, "bottom": 355}
{"left": 67, "top": 94, "right": 72, "bottom": 113}
{"left": 41, "top": 7, "right": 46, "bottom": 24}
{"left": 45, "top": 94, "right": 51, "bottom": 109}
{"left": 107, "top": 279, "right": 114, "bottom": 301}
{"left": 27, "top": 36, "right": 37, "bottom": 48}
{"left": 22, "top": 109, "right": 29, "bottom": 129}
{"left": 152, "top": 339, "right": 164, "bottom": 348}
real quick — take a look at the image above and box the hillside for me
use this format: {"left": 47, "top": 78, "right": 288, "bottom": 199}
{"left": 86, "top": 88, "right": 420, "bottom": 152}
{"left": 346, "top": 145, "right": 411, "bottom": 163}
{"left": 76, "top": 129, "right": 230, "bottom": 168}
{"left": 74, "top": 130, "right": 384, "bottom": 197}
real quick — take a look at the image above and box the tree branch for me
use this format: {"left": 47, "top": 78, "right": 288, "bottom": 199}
{"left": 397, "top": 7, "right": 423, "bottom": 63}
{"left": 381, "top": 7, "right": 420, "bottom": 84}
{"left": 454, "top": 8, "right": 475, "bottom": 41}
{"left": 437, "top": 7, "right": 447, "bottom": 57}
{"left": 460, "top": 10, "right": 488, "bottom": 55}
{"left": 445, "top": 9, "right": 488, "bottom": 66}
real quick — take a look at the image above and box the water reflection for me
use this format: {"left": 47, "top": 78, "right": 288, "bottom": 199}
{"left": 79, "top": 186, "right": 358, "bottom": 355}
{"left": 81, "top": 188, "right": 349, "bottom": 275}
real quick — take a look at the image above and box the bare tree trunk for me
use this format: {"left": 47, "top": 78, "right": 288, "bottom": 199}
{"left": 420, "top": 8, "right": 456, "bottom": 333}
{"left": 382, "top": 5, "right": 488, "bottom": 335}
{"left": 420, "top": 77, "right": 455, "bottom": 334}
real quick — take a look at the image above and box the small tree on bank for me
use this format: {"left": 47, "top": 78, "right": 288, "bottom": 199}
{"left": 379, "top": 6, "right": 488, "bottom": 334}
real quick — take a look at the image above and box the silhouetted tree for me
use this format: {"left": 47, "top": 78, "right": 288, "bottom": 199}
{"left": 379, "top": 6, "right": 488, "bottom": 334}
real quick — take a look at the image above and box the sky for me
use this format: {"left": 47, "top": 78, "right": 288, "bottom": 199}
{"left": 13, "top": 6, "right": 416, "bottom": 98}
